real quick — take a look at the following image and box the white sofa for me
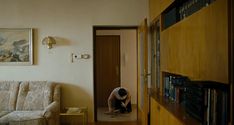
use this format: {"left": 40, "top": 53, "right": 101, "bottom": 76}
{"left": 0, "top": 81, "right": 60, "bottom": 125}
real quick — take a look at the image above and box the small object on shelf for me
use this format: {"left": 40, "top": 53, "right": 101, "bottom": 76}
{"left": 66, "top": 107, "right": 83, "bottom": 113}
{"left": 60, "top": 107, "right": 88, "bottom": 125}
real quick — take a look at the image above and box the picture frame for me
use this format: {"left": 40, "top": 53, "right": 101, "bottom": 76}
{"left": 0, "top": 28, "right": 33, "bottom": 65}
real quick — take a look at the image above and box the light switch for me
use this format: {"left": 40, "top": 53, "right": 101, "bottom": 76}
{"left": 71, "top": 53, "right": 90, "bottom": 63}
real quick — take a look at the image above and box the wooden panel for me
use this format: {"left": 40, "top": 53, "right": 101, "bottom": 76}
{"left": 168, "top": 114, "right": 183, "bottom": 125}
{"left": 159, "top": 106, "right": 169, "bottom": 125}
{"left": 161, "top": 13, "right": 201, "bottom": 79}
{"left": 149, "top": 0, "right": 174, "bottom": 22}
{"left": 160, "top": 0, "right": 174, "bottom": 14}
{"left": 150, "top": 97, "right": 183, "bottom": 125}
{"left": 150, "top": 98, "right": 159, "bottom": 125}
{"left": 150, "top": 92, "right": 201, "bottom": 125}
{"left": 161, "top": 23, "right": 182, "bottom": 75}
{"left": 149, "top": 0, "right": 161, "bottom": 22}
{"left": 161, "top": 0, "right": 228, "bottom": 83}
{"left": 199, "top": 0, "right": 228, "bottom": 83}
{"left": 176, "top": 9, "right": 203, "bottom": 79}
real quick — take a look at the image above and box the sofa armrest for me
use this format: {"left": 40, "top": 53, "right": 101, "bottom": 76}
{"left": 43, "top": 84, "right": 60, "bottom": 119}
{"left": 43, "top": 101, "right": 59, "bottom": 119}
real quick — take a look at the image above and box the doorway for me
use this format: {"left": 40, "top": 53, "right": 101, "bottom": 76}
{"left": 93, "top": 27, "right": 138, "bottom": 122}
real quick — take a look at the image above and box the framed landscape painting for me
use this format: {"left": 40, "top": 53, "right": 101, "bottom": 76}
{"left": 0, "top": 28, "right": 33, "bottom": 65}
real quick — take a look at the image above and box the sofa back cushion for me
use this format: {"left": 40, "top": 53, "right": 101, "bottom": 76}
{"left": 0, "top": 81, "right": 20, "bottom": 111}
{"left": 16, "top": 81, "right": 55, "bottom": 111}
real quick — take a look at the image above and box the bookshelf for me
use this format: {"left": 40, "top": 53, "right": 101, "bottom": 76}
{"left": 149, "top": 0, "right": 232, "bottom": 124}
{"left": 161, "top": 0, "right": 228, "bottom": 83}
{"left": 162, "top": 73, "right": 229, "bottom": 124}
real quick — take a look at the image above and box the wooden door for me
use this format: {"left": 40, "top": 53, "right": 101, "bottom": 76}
{"left": 137, "top": 18, "right": 149, "bottom": 125}
{"left": 150, "top": 98, "right": 160, "bottom": 125}
{"left": 230, "top": 0, "right": 234, "bottom": 123}
{"left": 95, "top": 35, "right": 120, "bottom": 107}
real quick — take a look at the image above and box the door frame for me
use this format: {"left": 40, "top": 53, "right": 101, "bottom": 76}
{"left": 137, "top": 18, "right": 149, "bottom": 125}
{"left": 93, "top": 26, "right": 138, "bottom": 121}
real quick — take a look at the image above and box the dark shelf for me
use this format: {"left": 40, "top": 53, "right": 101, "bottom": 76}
{"left": 150, "top": 89, "right": 201, "bottom": 125}
{"left": 162, "top": 0, "right": 216, "bottom": 30}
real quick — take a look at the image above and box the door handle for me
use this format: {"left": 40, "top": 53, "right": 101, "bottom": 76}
{"left": 143, "top": 70, "right": 151, "bottom": 78}
{"left": 141, "top": 69, "right": 151, "bottom": 77}
{"left": 143, "top": 69, "right": 151, "bottom": 83}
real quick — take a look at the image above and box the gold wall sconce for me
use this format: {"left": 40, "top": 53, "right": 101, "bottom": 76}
{"left": 42, "top": 36, "right": 56, "bottom": 49}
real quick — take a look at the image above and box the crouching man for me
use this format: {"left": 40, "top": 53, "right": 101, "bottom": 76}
{"left": 106, "top": 87, "right": 132, "bottom": 114}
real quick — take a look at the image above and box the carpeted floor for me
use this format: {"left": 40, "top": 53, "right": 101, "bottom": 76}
{"left": 97, "top": 105, "right": 137, "bottom": 122}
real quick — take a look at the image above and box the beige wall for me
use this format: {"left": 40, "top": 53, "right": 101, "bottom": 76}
{"left": 0, "top": 0, "right": 148, "bottom": 122}
{"left": 96, "top": 29, "right": 137, "bottom": 104}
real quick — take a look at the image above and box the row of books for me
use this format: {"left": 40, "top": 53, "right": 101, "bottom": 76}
{"left": 207, "top": 88, "right": 228, "bottom": 125}
{"left": 163, "top": 75, "right": 229, "bottom": 124}
{"left": 184, "top": 82, "right": 228, "bottom": 125}
{"left": 178, "top": 0, "right": 216, "bottom": 20}
{"left": 163, "top": 0, "right": 216, "bottom": 29}
{"left": 164, "top": 75, "right": 188, "bottom": 103}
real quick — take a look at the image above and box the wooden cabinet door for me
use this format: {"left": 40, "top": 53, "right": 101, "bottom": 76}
{"left": 149, "top": 0, "right": 174, "bottom": 21}
{"left": 160, "top": 0, "right": 174, "bottom": 14}
{"left": 161, "top": 24, "right": 181, "bottom": 75}
{"left": 149, "top": 0, "right": 161, "bottom": 21}
{"left": 168, "top": 113, "right": 183, "bottom": 125}
{"left": 176, "top": 11, "right": 202, "bottom": 80}
{"left": 161, "top": 19, "right": 200, "bottom": 80}
{"left": 161, "top": 0, "right": 228, "bottom": 83}
{"left": 150, "top": 98, "right": 160, "bottom": 125}
{"left": 199, "top": 0, "right": 228, "bottom": 83}
{"left": 150, "top": 98, "right": 183, "bottom": 125}
{"left": 160, "top": 106, "right": 169, "bottom": 125}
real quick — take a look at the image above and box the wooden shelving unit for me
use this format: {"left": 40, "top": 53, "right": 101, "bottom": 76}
{"left": 161, "top": 0, "right": 228, "bottom": 83}
{"left": 149, "top": 0, "right": 232, "bottom": 124}
{"left": 150, "top": 90, "right": 200, "bottom": 125}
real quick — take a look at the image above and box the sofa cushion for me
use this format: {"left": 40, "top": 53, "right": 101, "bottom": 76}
{"left": 9, "top": 118, "right": 46, "bottom": 125}
{"left": 16, "top": 81, "right": 55, "bottom": 111}
{"left": 0, "top": 111, "right": 44, "bottom": 123}
{"left": 0, "top": 81, "right": 20, "bottom": 111}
